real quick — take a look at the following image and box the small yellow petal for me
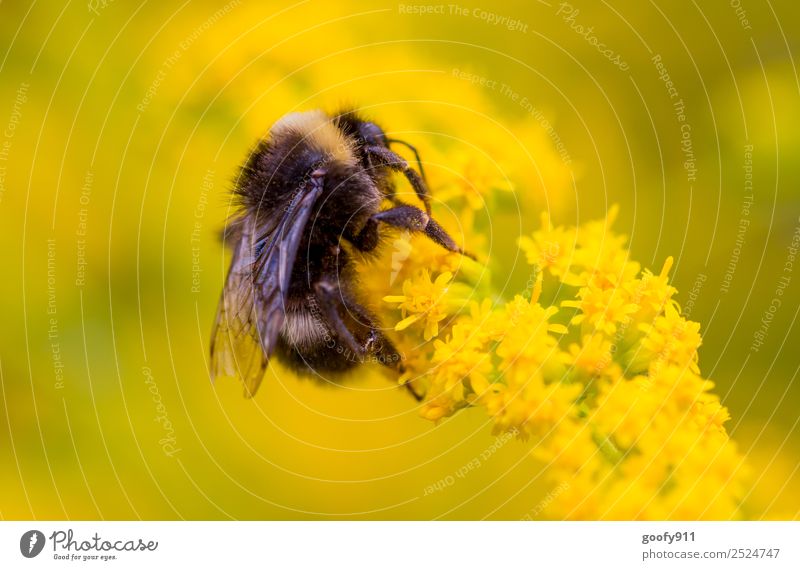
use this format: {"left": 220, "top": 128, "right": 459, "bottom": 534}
{"left": 660, "top": 256, "right": 674, "bottom": 278}
{"left": 395, "top": 314, "right": 422, "bottom": 331}
{"left": 530, "top": 268, "right": 544, "bottom": 304}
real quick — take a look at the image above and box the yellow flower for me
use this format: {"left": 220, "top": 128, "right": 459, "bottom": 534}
{"left": 634, "top": 257, "right": 677, "bottom": 317}
{"left": 462, "top": 298, "right": 507, "bottom": 344}
{"left": 518, "top": 212, "right": 577, "bottom": 281}
{"left": 566, "top": 206, "right": 641, "bottom": 288}
{"left": 564, "top": 334, "right": 619, "bottom": 379}
{"left": 383, "top": 269, "right": 459, "bottom": 341}
{"left": 635, "top": 302, "right": 702, "bottom": 374}
{"left": 593, "top": 375, "right": 663, "bottom": 449}
{"left": 422, "top": 323, "right": 495, "bottom": 416}
{"left": 562, "top": 280, "right": 640, "bottom": 336}
{"left": 496, "top": 297, "right": 568, "bottom": 372}
{"left": 436, "top": 149, "right": 514, "bottom": 210}
{"left": 484, "top": 370, "right": 583, "bottom": 438}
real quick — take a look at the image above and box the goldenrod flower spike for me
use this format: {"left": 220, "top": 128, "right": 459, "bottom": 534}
{"left": 374, "top": 197, "right": 746, "bottom": 520}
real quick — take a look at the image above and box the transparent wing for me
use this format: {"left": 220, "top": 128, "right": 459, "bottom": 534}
{"left": 209, "top": 220, "right": 267, "bottom": 396}
{"left": 210, "top": 174, "right": 324, "bottom": 397}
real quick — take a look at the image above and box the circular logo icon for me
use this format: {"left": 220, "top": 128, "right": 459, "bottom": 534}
{"left": 20, "top": 530, "right": 45, "bottom": 558}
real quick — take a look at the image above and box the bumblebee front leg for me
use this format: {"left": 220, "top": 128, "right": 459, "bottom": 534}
{"left": 365, "top": 145, "right": 431, "bottom": 214}
{"left": 349, "top": 204, "right": 467, "bottom": 256}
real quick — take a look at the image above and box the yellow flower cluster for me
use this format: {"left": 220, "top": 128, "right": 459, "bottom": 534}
{"left": 361, "top": 198, "right": 748, "bottom": 519}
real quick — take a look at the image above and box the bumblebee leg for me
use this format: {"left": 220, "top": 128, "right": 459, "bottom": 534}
{"left": 313, "top": 280, "right": 368, "bottom": 358}
{"left": 365, "top": 145, "right": 431, "bottom": 215}
{"left": 348, "top": 217, "right": 381, "bottom": 252}
{"left": 313, "top": 281, "right": 406, "bottom": 367}
{"left": 404, "top": 382, "right": 424, "bottom": 402}
{"left": 353, "top": 311, "right": 405, "bottom": 365}
{"left": 385, "top": 138, "right": 428, "bottom": 185}
{"left": 315, "top": 277, "right": 421, "bottom": 401}
{"left": 350, "top": 204, "right": 471, "bottom": 257}
{"left": 347, "top": 302, "right": 420, "bottom": 401}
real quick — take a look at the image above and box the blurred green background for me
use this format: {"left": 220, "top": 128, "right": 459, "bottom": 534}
{"left": 0, "top": 0, "right": 798, "bottom": 519}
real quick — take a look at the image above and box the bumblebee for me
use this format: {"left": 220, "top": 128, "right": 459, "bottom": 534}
{"left": 210, "top": 109, "right": 467, "bottom": 397}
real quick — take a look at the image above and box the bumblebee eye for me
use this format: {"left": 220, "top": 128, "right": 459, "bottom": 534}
{"left": 359, "top": 122, "right": 386, "bottom": 146}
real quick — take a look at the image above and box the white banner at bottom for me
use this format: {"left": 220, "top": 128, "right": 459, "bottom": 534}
{"left": 1, "top": 521, "right": 798, "bottom": 569}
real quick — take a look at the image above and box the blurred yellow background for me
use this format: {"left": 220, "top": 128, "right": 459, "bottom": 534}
{"left": 1, "top": 0, "right": 798, "bottom": 519}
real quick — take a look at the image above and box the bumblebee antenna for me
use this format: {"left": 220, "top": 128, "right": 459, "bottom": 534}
{"left": 385, "top": 138, "right": 427, "bottom": 185}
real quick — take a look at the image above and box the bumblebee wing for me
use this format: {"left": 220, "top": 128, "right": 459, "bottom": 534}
{"left": 209, "top": 221, "right": 268, "bottom": 396}
{"left": 210, "top": 173, "right": 324, "bottom": 397}
{"left": 251, "top": 175, "right": 324, "bottom": 368}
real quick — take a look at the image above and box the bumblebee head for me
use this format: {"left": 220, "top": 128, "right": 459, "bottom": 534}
{"left": 332, "top": 110, "right": 387, "bottom": 147}
{"left": 356, "top": 120, "right": 387, "bottom": 147}
{"left": 332, "top": 109, "right": 427, "bottom": 184}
